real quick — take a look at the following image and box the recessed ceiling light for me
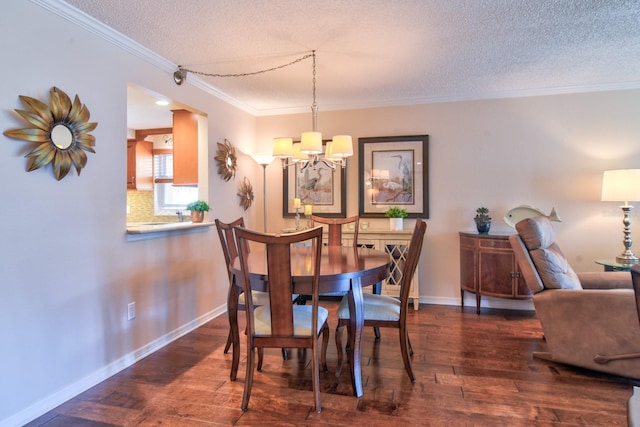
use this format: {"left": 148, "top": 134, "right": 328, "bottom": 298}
{"left": 155, "top": 99, "right": 170, "bottom": 106}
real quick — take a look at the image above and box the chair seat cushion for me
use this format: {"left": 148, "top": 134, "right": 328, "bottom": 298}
{"left": 254, "top": 305, "right": 328, "bottom": 336}
{"left": 238, "top": 291, "right": 298, "bottom": 306}
{"left": 337, "top": 293, "right": 400, "bottom": 322}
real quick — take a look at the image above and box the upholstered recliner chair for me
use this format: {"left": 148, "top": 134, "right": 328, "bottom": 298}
{"left": 509, "top": 216, "right": 640, "bottom": 379}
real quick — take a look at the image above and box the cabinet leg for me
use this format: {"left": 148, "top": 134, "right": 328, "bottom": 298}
{"left": 476, "top": 293, "right": 481, "bottom": 315}
{"left": 460, "top": 289, "right": 465, "bottom": 307}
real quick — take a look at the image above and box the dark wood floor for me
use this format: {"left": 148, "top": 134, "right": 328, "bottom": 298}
{"left": 27, "top": 301, "right": 636, "bottom": 426}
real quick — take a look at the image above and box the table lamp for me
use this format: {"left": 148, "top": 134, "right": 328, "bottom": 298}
{"left": 601, "top": 169, "right": 640, "bottom": 264}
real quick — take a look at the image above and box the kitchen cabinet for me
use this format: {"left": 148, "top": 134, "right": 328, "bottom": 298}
{"left": 126, "top": 139, "right": 153, "bottom": 190}
{"left": 340, "top": 228, "right": 420, "bottom": 310}
{"left": 172, "top": 109, "right": 198, "bottom": 186}
{"left": 459, "top": 232, "right": 531, "bottom": 314}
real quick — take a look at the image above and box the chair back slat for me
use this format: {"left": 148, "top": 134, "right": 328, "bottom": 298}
{"left": 265, "top": 241, "right": 295, "bottom": 335}
{"left": 215, "top": 217, "right": 246, "bottom": 273}
{"left": 399, "top": 219, "right": 427, "bottom": 310}
{"left": 311, "top": 215, "right": 359, "bottom": 247}
{"left": 235, "top": 226, "right": 323, "bottom": 338}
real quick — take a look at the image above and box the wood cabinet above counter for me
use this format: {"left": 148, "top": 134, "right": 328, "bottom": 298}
{"left": 172, "top": 109, "right": 198, "bottom": 186}
{"left": 126, "top": 139, "right": 152, "bottom": 190}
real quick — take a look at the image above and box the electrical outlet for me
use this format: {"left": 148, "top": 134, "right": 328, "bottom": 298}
{"left": 127, "top": 302, "right": 136, "bottom": 320}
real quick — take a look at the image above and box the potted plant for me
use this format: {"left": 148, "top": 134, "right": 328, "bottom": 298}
{"left": 186, "top": 200, "right": 210, "bottom": 223}
{"left": 474, "top": 207, "right": 491, "bottom": 234}
{"left": 385, "top": 206, "right": 408, "bottom": 231}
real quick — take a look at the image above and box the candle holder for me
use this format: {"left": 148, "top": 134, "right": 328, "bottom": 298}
{"left": 295, "top": 208, "right": 301, "bottom": 230}
{"left": 304, "top": 204, "right": 313, "bottom": 228}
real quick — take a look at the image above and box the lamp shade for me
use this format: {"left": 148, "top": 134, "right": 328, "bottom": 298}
{"left": 252, "top": 154, "right": 274, "bottom": 165}
{"left": 300, "top": 131, "right": 322, "bottom": 154}
{"left": 601, "top": 169, "right": 640, "bottom": 202}
{"left": 331, "top": 135, "right": 353, "bottom": 157}
{"left": 273, "top": 137, "right": 293, "bottom": 158}
{"left": 292, "top": 143, "right": 307, "bottom": 161}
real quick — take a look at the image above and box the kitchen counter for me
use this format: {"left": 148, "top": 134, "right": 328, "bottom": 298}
{"left": 126, "top": 221, "right": 213, "bottom": 240}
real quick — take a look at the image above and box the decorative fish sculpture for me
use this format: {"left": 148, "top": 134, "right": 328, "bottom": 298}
{"left": 503, "top": 205, "right": 562, "bottom": 228}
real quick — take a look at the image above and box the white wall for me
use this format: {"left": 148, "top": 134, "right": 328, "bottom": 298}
{"left": 0, "top": 2, "right": 258, "bottom": 425}
{"left": 257, "top": 91, "right": 640, "bottom": 306}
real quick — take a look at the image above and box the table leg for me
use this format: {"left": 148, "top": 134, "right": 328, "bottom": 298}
{"left": 347, "top": 277, "right": 365, "bottom": 398}
{"left": 228, "top": 277, "right": 240, "bottom": 381}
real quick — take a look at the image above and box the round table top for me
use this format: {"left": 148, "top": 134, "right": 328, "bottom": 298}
{"left": 232, "top": 246, "right": 391, "bottom": 293}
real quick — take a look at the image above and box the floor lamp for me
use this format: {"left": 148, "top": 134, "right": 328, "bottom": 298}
{"left": 602, "top": 169, "right": 640, "bottom": 265}
{"left": 252, "top": 155, "right": 274, "bottom": 233}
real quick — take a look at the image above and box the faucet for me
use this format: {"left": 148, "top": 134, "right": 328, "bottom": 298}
{"left": 176, "top": 210, "right": 184, "bottom": 222}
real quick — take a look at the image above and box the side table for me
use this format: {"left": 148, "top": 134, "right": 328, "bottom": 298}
{"left": 595, "top": 258, "right": 634, "bottom": 272}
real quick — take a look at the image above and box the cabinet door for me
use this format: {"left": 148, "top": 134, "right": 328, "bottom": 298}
{"left": 478, "top": 250, "right": 515, "bottom": 298}
{"left": 479, "top": 249, "right": 515, "bottom": 297}
{"left": 126, "top": 139, "right": 136, "bottom": 189}
{"left": 172, "top": 109, "right": 198, "bottom": 186}
{"left": 514, "top": 265, "right": 532, "bottom": 298}
{"left": 459, "top": 237, "right": 477, "bottom": 293}
{"left": 126, "top": 140, "right": 152, "bottom": 190}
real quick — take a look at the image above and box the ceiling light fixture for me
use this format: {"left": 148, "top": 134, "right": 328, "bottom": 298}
{"left": 273, "top": 51, "right": 353, "bottom": 171}
{"left": 173, "top": 66, "right": 186, "bottom": 85}
{"left": 171, "top": 51, "right": 352, "bottom": 170}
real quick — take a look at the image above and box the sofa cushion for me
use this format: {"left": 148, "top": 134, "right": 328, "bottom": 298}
{"left": 516, "top": 216, "right": 582, "bottom": 290}
{"left": 530, "top": 243, "right": 582, "bottom": 290}
{"left": 516, "top": 216, "right": 555, "bottom": 251}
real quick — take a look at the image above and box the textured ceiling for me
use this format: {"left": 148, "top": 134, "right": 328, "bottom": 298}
{"left": 61, "top": 0, "right": 640, "bottom": 118}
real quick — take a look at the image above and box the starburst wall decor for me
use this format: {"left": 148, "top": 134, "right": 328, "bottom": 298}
{"left": 3, "top": 87, "right": 97, "bottom": 181}
{"left": 237, "top": 177, "right": 254, "bottom": 211}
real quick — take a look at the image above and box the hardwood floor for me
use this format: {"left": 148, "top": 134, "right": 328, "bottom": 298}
{"left": 27, "top": 301, "right": 636, "bottom": 426}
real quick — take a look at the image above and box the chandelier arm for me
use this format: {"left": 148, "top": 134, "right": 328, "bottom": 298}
{"left": 178, "top": 52, "right": 314, "bottom": 78}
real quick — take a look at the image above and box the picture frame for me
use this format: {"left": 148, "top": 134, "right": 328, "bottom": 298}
{"left": 282, "top": 149, "right": 346, "bottom": 218}
{"left": 358, "top": 135, "right": 429, "bottom": 218}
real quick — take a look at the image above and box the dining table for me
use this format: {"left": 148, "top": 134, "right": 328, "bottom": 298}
{"left": 229, "top": 244, "right": 391, "bottom": 398}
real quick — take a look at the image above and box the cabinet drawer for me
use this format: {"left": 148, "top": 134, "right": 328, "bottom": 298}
{"left": 460, "top": 236, "right": 476, "bottom": 247}
{"left": 479, "top": 239, "right": 511, "bottom": 249}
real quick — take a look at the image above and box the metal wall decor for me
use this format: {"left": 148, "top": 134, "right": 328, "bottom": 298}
{"left": 214, "top": 139, "right": 237, "bottom": 181}
{"left": 3, "top": 87, "right": 97, "bottom": 180}
{"left": 237, "top": 177, "right": 254, "bottom": 210}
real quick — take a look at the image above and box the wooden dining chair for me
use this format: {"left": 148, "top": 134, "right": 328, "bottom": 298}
{"left": 235, "top": 226, "right": 329, "bottom": 413}
{"left": 215, "top": 218, "right": 292, "bottom": 380}
{"left": 311, "top": 214, "right": 359, "bottom": 247}
{"left": 334, "top": 219, "right": 426, "bottom": 382}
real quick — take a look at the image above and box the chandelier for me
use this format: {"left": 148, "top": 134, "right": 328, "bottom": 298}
{"left": 272, "top": 51, "right": 353, "bottom": 170}
{"left": 172, "top": 50, "right": 353, "bottom": 170}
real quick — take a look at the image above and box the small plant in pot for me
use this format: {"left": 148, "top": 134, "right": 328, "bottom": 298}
{"left": 474, "top": 207, "right": 491, "bottom": 234}
{"left": 186, "top": 200, "right": 210, "bottom": 223}
{"left": 385, "top": 206, "right": 408, "bottom": 231}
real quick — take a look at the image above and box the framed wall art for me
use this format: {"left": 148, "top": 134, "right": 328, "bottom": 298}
{"left": 282, "top": 155, "right": 346, "bottom": 218}
{"left": 358, "top": 135, "right": 429, "bottom": 218}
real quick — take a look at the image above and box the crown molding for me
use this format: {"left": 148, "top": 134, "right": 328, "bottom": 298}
{"left": 29, "top": 0, "right": 258, "bottom": 115}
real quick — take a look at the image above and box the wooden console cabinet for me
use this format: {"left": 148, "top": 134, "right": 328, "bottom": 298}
{"left": 459, "top": 232, "right": 531, "bottom": 314}
{"left": 339, "top": 229, "right": 420, "bottom": 310}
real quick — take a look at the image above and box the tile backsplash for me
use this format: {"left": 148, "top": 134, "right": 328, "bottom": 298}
{"left": 126, "top": 190, "right": 177, "bottom": 223}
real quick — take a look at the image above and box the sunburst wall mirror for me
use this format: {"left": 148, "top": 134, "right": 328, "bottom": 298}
{"left": 3, "top": 87, "right": 97, "bottom": 181}
{"left": 237, "top": 177, "right": 254, "bottom": 210}
{"left": 214, "top": 139, "right": 237, "bottom": 181}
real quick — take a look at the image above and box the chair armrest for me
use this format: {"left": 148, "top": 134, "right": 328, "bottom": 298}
{"left": 577, "top": 271, "right": 632, "bottom": 289}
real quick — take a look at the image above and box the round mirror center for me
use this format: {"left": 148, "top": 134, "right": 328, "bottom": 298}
{"left": 51, "top": 124, "right": 73, "bottom": 149}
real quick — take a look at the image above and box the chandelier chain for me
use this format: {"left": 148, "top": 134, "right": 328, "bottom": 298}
{"left": 179, "top": 52, "right": 314, "bottom": 78}
{"left": 311, "top": 50, "right": 316, "bottom": 107}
